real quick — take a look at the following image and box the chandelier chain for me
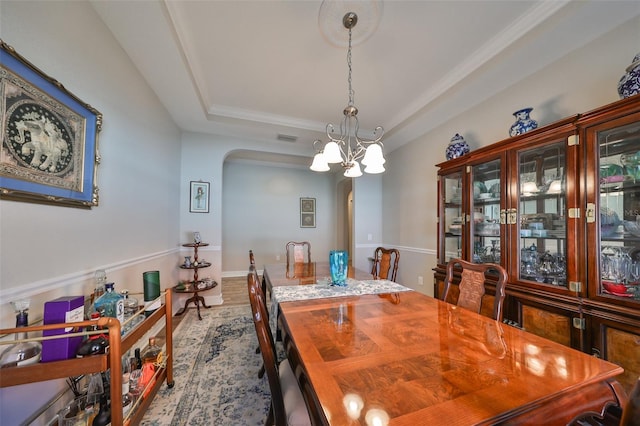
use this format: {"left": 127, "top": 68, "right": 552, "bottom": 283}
{"left": 347, "top": 26, "right": 354, "bottom": 107}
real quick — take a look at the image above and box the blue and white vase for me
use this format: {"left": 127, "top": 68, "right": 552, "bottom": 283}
{"left": 509, "top": 107, "right": 538, "bottom": 137}
{"left": 618, "top": 52, "right": 640, "bottom": 99}
{"left": 445, "top": 133, "right": 470, "bottom": 160}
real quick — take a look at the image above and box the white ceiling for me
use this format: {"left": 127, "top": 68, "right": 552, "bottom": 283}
{"left": 90, "top": 0, "right": 640, "bottom": 168}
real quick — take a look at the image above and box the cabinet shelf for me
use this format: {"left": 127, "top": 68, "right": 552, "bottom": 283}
{"left": 473, "top": 196, "right": 500, "bottom": 204}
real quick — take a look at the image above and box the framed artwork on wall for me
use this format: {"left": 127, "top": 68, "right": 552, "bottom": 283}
{"left": 190, "top": 181, "right": 210, "bottom": 213}
{"left": 0, "top": 40, "right": 102, "bottom": 208}
{"left": 300, "top": 197, "right": 315, "bottom": 228}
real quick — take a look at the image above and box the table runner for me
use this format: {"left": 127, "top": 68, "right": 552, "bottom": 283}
{"left": 270, "top": 278, "right": 411, "bottom": 331}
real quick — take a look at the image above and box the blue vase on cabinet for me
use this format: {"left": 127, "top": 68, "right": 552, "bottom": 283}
{"left": 445, "top": 133, "right": 470, "bottom": 160}
{"left": 618, "top": 52, "right": 640, "bottom": 99}
{"left": 509, "top": 107, "right": 538, "bottom": 137}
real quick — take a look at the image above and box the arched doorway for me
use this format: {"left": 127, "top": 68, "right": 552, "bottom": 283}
{"left": 336, "top": 178, "right": 353, "bottom": 264}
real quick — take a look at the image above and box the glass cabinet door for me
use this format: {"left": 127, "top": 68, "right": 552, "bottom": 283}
{"left": 516, "top": 141, "right": 568, "bottom": 287}
{"left": 470, "top": 158, "right": 502, "bottom": 264}
{"left": 596, "top": 121, "right": 640, "bottom": 303}
{"left": 439, "top": 170, "right": 464, "bottom": 264}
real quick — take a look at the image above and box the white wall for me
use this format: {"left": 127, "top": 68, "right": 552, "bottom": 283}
{"left": 353, "top": 174, "right": 383, "bottom": 273}
{"left": 381, "top": 15, "right": 640, "bottom": 297}
{"left": 222, "top": 161, "right": 336, "bottom": 273}
{"left": 0, "top": 1, "right": 181, "bottom": 423}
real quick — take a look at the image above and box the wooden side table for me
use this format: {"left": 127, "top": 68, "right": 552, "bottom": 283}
{"left": 173, "top": 281, "right": 218, "bottom": 320}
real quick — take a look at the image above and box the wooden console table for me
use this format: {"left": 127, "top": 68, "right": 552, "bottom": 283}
{"left": 173, "top": 281, "right": 217, "bottom": 320}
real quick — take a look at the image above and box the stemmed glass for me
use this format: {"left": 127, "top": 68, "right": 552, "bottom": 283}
{"left": 600, "top": 246, "right": 616, "bottom": 280}
{"left": 490, "top": 240, "right": 500, "bottom": 263}
{"left": 630, "top": 261, "right": 640, "bottom": 284}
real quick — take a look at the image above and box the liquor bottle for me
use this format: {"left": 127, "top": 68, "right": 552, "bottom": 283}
{"left": 134, "top": 348, "right": 142, "bottom": 369}
{"left": 91, "top": 393, "right": 111, "bottom": 426}
{"left": 94, "top": 283, "right": 124, "bottom": 324}
{"left": 139, "top": 338, "right": 162, "bottom": 397}
{"left": 93, "top": 269, "right": 107, "bottom": 302}
{"left": 0, "top": 299, "right": 42, "bottom": 368}
{"left": 122, "top": 387, "right": 133, "bottom": 419}
{"left": 141, "top": 337, "right": 162, "bottom": 370}
{"left": 121, "top": 352, "right": 135, "bottom": 417}
{"left": 120, "top": 290, "right": 142, "bottom": 334}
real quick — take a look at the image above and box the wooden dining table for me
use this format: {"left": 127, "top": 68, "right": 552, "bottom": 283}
{"left": 279, "top": 291, "right": 626, "bottom": 426}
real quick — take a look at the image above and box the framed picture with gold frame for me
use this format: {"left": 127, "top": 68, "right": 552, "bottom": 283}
{"left": 300, "top": 197, "right": 315, "bottom": 228}
{"left": 0, "top": 40, "right": 102, "bottom": 208}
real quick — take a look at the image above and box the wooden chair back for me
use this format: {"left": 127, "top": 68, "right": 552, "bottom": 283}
{"left": 247, "top": 270, "right": 286, "bottom": 425}
{"left": 371, "top": 247, "right": 400, "bottom": 281}
{"left": 249, "top": 249, "right": 255, "bottom": 266}
{"left": 442, "top": 258, "right": 507, "bottom": 321}
{"left": 286, "top": 241, "right": 311, "bottom": 265}
{"left": 621, "top": 376, "right": 640, "bottom": 426}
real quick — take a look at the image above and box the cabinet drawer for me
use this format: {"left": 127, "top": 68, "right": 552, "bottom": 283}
{"left": 589, "top": 316, "right": 640, "bottom": 395}
{"left": 522, "top": 304, "right": 572, "bottom": 347}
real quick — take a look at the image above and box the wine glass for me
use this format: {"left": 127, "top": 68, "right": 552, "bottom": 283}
{"left": 630, "top": 261, "right": 640, "bottom": 284}
{"left": 600, "top": 246, "right": 616, "bottom": 280}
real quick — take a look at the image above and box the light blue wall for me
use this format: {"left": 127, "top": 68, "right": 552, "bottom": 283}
{"left": 0, "top": 1, "right": 181, "bottom": 423}
{"left": 222, "top": 161, "right": 336, "bottom": 273}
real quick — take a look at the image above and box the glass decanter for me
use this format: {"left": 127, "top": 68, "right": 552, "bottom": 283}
{"left": 0, "top": 299, "right": 42, "bottom": 368}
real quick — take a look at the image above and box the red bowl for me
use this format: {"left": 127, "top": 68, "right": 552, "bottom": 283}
{"left": 602, "top": 281, "right": 628, "bottom": 294}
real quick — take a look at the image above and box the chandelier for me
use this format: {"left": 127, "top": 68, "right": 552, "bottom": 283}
{"left": 310, "top": 11, "right": 385, "bottom": 178}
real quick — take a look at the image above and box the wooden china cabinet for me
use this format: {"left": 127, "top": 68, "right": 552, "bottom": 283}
{"left": 435, "top": 95, "right": 640, "bottom": 396}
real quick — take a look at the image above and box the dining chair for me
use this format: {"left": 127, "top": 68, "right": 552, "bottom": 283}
{"left": 371, "top": 247, "right": 400, "bottom": 281}
{"left": 286, "top": 241, "right": 311, "bottom": 265}
{"left": 442, "top": 258, "right": 507, "bottom": 321}
{"left": 248, "top": 261, "right": 268, "bottom": 379}
{"left": 621, "top": 377, "right": 640, "bottom": 426}
{"left": 247, "top": 271, "right": 311, "bottom": 426}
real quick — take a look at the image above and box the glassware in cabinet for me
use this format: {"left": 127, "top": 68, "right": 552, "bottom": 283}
{"left": 470, "top": 158, "right": 503, "bottom": 264}
{"left": 515, "top": 140, "right": 569, "bottom": 288}
{"left": 594, "top": 120, "right": 640, "bottom": 302}
{"left": 439, "top": 170, "right": 464, "bottom": 264}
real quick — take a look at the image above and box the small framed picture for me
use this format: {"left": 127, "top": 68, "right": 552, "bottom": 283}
{"left": 300, "top": 197, "right": 315, "bottom": 228}
{"left": 190, "top": 181, "right": 210, "bottom": 213}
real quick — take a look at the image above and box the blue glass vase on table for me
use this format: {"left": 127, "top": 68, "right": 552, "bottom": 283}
{"left": 329, "top": 250, "right": 348, "bottom": 286}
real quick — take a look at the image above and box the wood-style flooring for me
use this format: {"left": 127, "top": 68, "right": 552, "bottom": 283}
{"left": 170, "top": 275, "right": 252, "bottom": 332}
{"left": 219, "top": 275, "right": 251, "bottom": 306}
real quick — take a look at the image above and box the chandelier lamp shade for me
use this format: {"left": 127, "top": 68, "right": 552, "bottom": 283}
{"left": 310, "top": 11, "right": 385, "bottom": 178}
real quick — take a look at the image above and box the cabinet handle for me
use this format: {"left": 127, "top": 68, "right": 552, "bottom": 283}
{"left": 586, "top": 203, "right": 596, "bottom": 224}
{"left": 500, "top": 209, "right": 507, "bottom": 225}
{"left": 508, "top": 209, "right": 517, "bottom": 225}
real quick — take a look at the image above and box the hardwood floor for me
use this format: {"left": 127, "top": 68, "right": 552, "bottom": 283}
{"left": 219, "top": 275, "right": 251, "bottom": 306}
{"left": 169, "top": 275, "right": 252, "bottom": 332}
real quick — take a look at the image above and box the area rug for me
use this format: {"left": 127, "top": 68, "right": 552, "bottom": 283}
{"left": 140, "top": 305, "right": 271, "bottom": 426}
